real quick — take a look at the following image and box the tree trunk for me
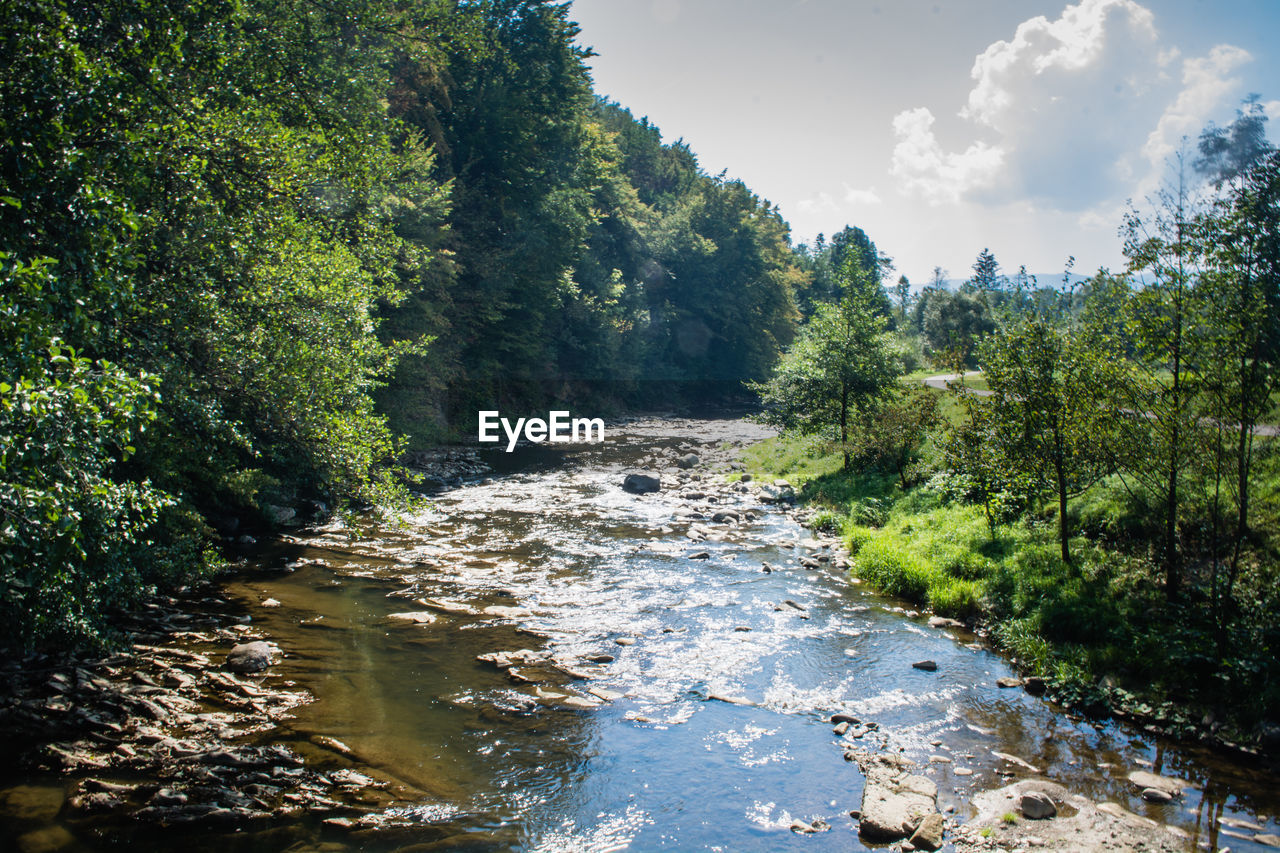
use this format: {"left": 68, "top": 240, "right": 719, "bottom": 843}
{"left": 1164, "top": 307, "right": 1182, "bottom": 600}
{"left": 1227, "top": 364, "right": 1254, "bottom": 600}
{"left": 1057, "top": 463, "right": 1071, "bottom": 565}
{"left": 1164, "top": 442, "right": 1180, "bottom": 600}
{"left": 1053, "top": 428, "right": 1071, "bottom": 564}
{"left": 840, "top": 384, "right": 850, "bottom": 471}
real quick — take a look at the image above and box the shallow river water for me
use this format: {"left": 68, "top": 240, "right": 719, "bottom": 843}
{"left": 5, "top": 418, "right": 1278, "bottom": 851}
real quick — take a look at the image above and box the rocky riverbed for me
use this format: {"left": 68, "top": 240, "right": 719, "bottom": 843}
{"left": 1, "top": 417, "right": 1277, "bottom": 851}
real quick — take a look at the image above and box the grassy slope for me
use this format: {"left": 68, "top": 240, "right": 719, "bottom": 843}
{"left": 742, "top": 390, "right": 1277, "bottom": 747}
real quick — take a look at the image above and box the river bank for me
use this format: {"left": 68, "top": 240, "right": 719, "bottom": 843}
{"left": 2, "top": 417, "right": 1277, "bottom": 851}
{"left": 742, "top": 426, "right": 1280, "bottom": 760}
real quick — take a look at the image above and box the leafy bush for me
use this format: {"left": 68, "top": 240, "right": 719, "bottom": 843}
{"left": 0, "top": 276, "right": 192, "bottom": 648}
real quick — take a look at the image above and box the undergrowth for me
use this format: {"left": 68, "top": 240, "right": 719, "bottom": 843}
{"left": 742, "top": 428, "right": 1280, "bottom": 747}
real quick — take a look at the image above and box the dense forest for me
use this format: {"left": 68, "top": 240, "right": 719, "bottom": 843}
{"left": 0, "top": 0, "right": 808, "bottom": 649}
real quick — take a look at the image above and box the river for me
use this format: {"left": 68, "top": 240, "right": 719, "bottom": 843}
{"left": 2, "top": 417, "right": 1277, "bottom": 851}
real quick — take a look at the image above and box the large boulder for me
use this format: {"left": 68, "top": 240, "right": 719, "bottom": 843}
{"left": 855, "top": 752, "right": 939, "bottom": 841}
{"left": 225, "top": 641, "right": 277, "bottom": 673}
{"left": 622, "top": 471, "right": 662, "bottom": 494}
{"left": 759, "top": 481, "right": 795, "bottom": 504}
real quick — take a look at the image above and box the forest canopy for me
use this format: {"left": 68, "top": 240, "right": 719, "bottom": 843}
{"left": 0, "top": 0, "right": 808, "bottom": 649}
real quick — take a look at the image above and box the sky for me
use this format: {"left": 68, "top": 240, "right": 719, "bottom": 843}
{"left": 567, "top": 0, "right": 1280, "bottom": 284}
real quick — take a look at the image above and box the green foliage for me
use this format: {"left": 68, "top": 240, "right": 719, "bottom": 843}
{"left": 793, "top": 226, "right": 893, "bottom": 320}
{"left": 842, "top": 523, "right": 875, "bottom": 555}
{"left": 808, "top": 510, "right": 842, "bottom": 534}
{"left": 751, "top": 249, "right": 899, "bottom": 469}
{"left": 854, "top": 538, "right": 935, "bottom": 600}
{"left": 922, "top": 290, "right": 995, "bottom": 368}
{"left": 748, "top": 393, "right": 1279, "bottom": 733}
{"left": 978, "top": 311, "right": 1118, "bottom": 562}
{"left": 0, "top": 258, "right": 181, "bottom": 648}
{"left": 0, "top": 0, "right": 436, "bottom": 648}
{"left": 849, "top": 384, "right": 940, "bottom": 487}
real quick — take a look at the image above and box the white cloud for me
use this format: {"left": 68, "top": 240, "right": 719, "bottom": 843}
{"left": 889, "top": 0, "right": 1251, "bottom": 211}
{"left": 843, "top": 185, "right": 882, "bottom": 205}
{"left": 890, "top": 108, "right": 1003, "bottom": 204}
{"left": 796, "top": 191, "right": 838, "bottom": 215}
{"left": 1143, "top": 45, "right": 1251, "bottom": 173}
{"left": 961, "top": 0, "right": 1158, "bottom": 129}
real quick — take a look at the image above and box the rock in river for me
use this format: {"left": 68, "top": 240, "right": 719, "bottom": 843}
{"left": 912, "top": 660, "right": 938, "bottom": 672}
{"left": 1019, "top": 790, "right": 1057, "bottom": 819}
{"left": 909, "top": 813, "right": 946, "bottom": 850}
{"left": 622, "top": 471, "right": 662, "bottom": 494}
{"left": 225, "top": 641, "right": 277, "bottom": 673}
{"left": 1127, "top": 770, "right": 1189, "bottom": 798}
{"left": 387, "top": 611, "right": 438, "bottom": 625}
{"left": 854, "top": 752, "right": 939, "bottom": 841}
{"left": 676, "top": 453, "right": 700, "bottom": 469}
{"left": 759, "top": 482, "right": 795, "bottom": 504}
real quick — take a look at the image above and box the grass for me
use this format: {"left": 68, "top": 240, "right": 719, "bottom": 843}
{"left": 743, "top": 425, "right": 1280, "bottom": 745}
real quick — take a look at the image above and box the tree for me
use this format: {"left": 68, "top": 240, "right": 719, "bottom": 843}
{"left": 1195, "top": 95, "right": 1274, "bottom": 184}
{"left": 0, "top": 0, "right": 439, "bottom": 647}
{"left": 751, "top": 251, "right": 899, "bottom": 470}
{"left": 1113, "top": 156, "right": 1205, "bottom": 598}
{"left": 944, "top": 392, "right": 1025, "bottom": 542}
{"left": 922, "top": 291, "right": 995, "bottom": 368}
{"left": 967, "top": 247, "right": 1004, "bottom": 305}
{"left": 794, "top": 225, "right": 893, "bottom": 320}
{"left": 853, "top": 384, "right": 939, "bottom": 487}
{"left": 979, "top": 316, "right": 1115, "bottom": 564}
{"left": 893, "top": 275, "right": 912, "bottom": 325}
{"left": 1196, "top": 148, "right": 1280, "bottom": 619}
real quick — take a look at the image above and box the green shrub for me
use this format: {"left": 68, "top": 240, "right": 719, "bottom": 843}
{"left": 848, "top": 496, "right": 889, "bottom": 527}
{"left": 855, "top": 538, "right": 936, "bottom": 600}
{"left": 929, "top": 577, "right": 982, "bottom": 618}
{"left": 993, "top": 617, "right": 1052, "bottom": 675}
{"left": 809, "top": 510, "right": 842, "bottom": 534}
{"left": 944, "top": 550, "right": 995, "bottom": 580}
{"left": 843, "top": 523, "right": 875, "bottom": 555}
